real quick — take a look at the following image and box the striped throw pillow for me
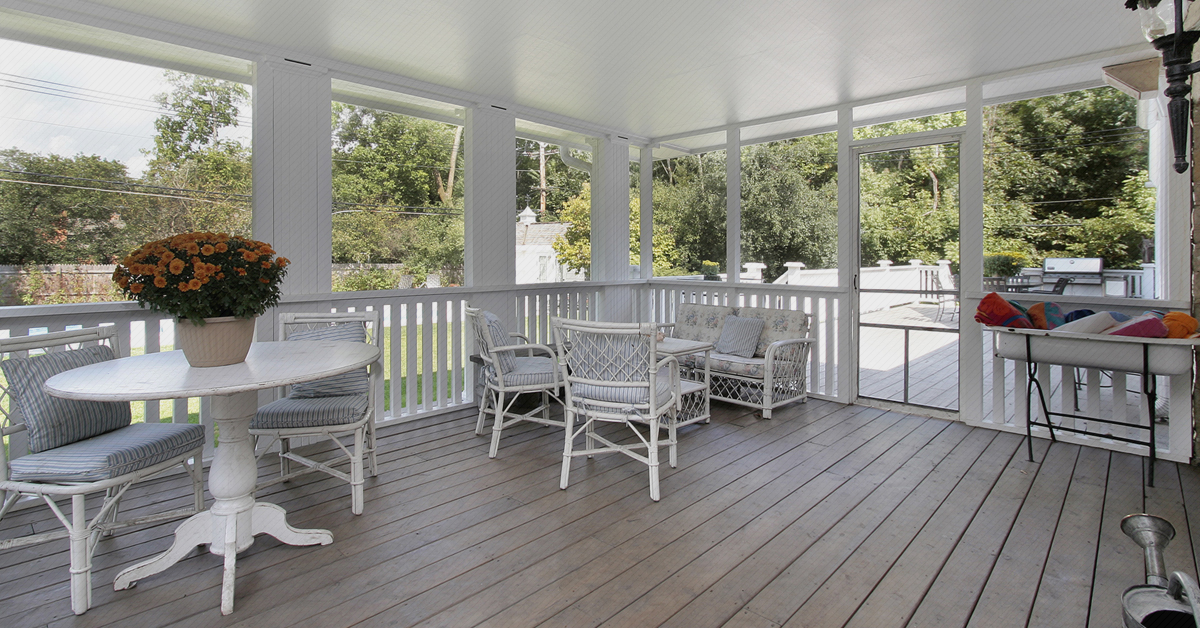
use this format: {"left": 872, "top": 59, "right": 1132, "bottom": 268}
{"left": 287, "top": 323, "right": 371, "bottom": 398}
{"left": 714, "top": 316, "right": 764, "bottom": 358}
{"left": 1, "top": 345, "right": 131, "bottom": 453}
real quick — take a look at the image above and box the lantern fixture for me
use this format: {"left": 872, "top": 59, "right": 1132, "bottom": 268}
{"left": 1128, "top": 0, "right": 1200, "bottom": 172}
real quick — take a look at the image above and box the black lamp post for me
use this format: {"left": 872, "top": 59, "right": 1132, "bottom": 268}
{"left": 1129, "top": 0, "right": 1200, "bottom": 172}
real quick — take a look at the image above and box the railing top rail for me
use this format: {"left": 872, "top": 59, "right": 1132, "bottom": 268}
{"left": 645, "top": 279, "right": 844, "bottom": 295}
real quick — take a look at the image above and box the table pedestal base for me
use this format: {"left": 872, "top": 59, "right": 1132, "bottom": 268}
{"left": 112, "top": 391, "right": 332, "bottom": 615}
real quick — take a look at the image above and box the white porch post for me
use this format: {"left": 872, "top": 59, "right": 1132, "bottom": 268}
{"left": 464, "top": 106, "right": 517, "bottom": 291}
{"left": 252, "top": 59, "right": 332, "bottom": 299}
{"left": 959, "top": 81, "right": 985, "bottom": 424}
{"left": 639, "top": 146, "right": 654, "bottom": 279}
{"left": 836, "top": 106, "right": 855, "bottom": 404}
{"left": 726, "top": 128, "right": 741, "bottom": 283}
{"left": 591, "top": 136, "right": 632, "bottom": 320}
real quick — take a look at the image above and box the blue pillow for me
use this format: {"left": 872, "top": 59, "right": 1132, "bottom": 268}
{"left": 287, "top": 323, "right": 371, "bottom": 398}
{"left": 1, "top": 345, "right": 131, "bottom": 453}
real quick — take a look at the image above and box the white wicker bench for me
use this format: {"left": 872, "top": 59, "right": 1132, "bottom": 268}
{"left": 663, "top": 303, "right": 813, "bottom": 418}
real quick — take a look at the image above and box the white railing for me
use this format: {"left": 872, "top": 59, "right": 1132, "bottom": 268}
{"left": 637, "top": 279, "right": 843, "bottom": 400}
{"left": 0, "top": 281, "right": 631, "bottom": 464}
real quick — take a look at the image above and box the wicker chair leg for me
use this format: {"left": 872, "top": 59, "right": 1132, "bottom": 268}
{"left": 366, "top": 420, "right": 379, "bottom": 477}
{"left": 560, "top": 408, "right": 575, "bottom": 490}
{"left": 351, "top": 428, "right": 365, "bottom": 515}
{"left": 69, "top": 494, "right": 91, "bottom": 615}
{"left": 488, "top": 392, "right": 505, "bottom": 458}
{"left": 648, "top": 422, "right": 661, "bottom": 502}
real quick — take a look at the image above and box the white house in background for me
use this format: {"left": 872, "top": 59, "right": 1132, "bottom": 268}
{"left": 514, "top": 207, "right": 584, "bottom": 284}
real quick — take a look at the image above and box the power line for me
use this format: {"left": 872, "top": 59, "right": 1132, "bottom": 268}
{"left": 0, "top": 169, "right": 249, "bottom": 199}
{"left": 0, "top": 177, "right": 233, "bottom": 203}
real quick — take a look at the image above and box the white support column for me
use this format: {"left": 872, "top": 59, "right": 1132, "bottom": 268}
{"left": 591, "top": 135, "right": 632, "bottom": 321}
{"left": 640, "top": 145, "right": 654, "bottom": 279}
{"left": 591, "top": 136, "right": 632, "bottom": 282}
{"left": 1154, "top": 91, "right": 1190, "bottom": 302}
{"left": 463, "top": 106, "right": 517, "bottom": 293}
{"left": 836, "top": 106, "right": 855, "bottom": 404}
{"left": 252, "top": 59, "right": 332, "bottom": 298}
{"left": 726, "top": 128, "right": 741, "bottom": 283}
{"left": 960, "top": 81, "right": 986, "bottom": 425}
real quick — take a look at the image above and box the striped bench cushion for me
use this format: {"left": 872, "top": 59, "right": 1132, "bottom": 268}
{"left": 287, "top": 324, "right": 370, "bottom": 398}
{"left": 8, "top": 422, "right": 204, "bottom": 482}
{"left": 1, "top": 345, "right": 131, "bottom": 453}
{"left": 486, "top": 356, "right": 557, "bottom": 387}
{"left": 251, "top": 394, "right": 369, "bottom": 430}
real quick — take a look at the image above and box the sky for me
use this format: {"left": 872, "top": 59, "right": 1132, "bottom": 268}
{"left": 0, "top": 38, "right": 250, "bottom": 177}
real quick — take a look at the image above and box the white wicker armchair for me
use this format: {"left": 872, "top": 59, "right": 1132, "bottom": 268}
{"left": 467, "top": 307, "right": 563, "bottom": 458}
{"left": 552, "top": 317, "right": 685, "bottom": 502}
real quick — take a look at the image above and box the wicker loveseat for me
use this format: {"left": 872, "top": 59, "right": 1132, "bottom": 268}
{"left": 664, "top": 303, "right": 813, "bottom": 418}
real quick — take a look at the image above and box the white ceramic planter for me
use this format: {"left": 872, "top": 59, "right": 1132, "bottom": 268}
{"left": 175, "top": 316, "right": 256, "bottom": 367}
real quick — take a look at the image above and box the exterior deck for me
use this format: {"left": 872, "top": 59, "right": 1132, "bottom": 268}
{"left": 3, "top": 397, "right": 1197, "bottom": 628}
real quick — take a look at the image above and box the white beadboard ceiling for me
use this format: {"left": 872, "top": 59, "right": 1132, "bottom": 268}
{"left": 0, "top": 0, "right": 1159, "bottom": 145}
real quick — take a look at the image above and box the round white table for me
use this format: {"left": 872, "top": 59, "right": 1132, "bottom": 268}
{"left": 44, "top": 340, "right": 381, "bottom": 615}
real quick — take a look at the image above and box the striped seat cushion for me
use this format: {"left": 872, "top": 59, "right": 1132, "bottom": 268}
{"left": 1, "top": 345, "right": 131, "bottom": 453}
{"left": 251, "top": 394, "right": 369, "bottom": 430}
{"left": 485, "top": 356, "right": 557, "bottom": 387}
{"left": 8, "top": 422, "right": 204, "bottom": 482}
{"left": 287, "top": 324, "right": 370, "bottom": 398}
{"left": 571, "top": 367, "right": 673, "bottom": 407}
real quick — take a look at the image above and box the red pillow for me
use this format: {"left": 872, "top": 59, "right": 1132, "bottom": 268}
{"left": 974, "top": 292, "right": 1033, "bottom": 328}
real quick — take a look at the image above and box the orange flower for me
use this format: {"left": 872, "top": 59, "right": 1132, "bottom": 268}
{"left": 201, "top": 244, "right": 215, "bottom": 256}
{"left": 242, "top": 250, "right": 259, "bottom": 262}
{"left": 117, "top": 277, "right": 129, "bottom": 288}
{"left": 178, "top": 281, "right": 190, "bottom": 292}
{"left": 215, "top": 242, "right": 228, "bottom": 253}
{"left": 277, "top": 257, "right": 290, "bottom": 268}
{"left": 236, "top": 267, "right": 247, "bottom": 276}
{"left": 129, "top": 283, "right": 143, "bottom": 294}
{"left": 260, "top": 277, "right": 270, "bottom": 284}
{"left": 154, "top": 276, "right": 167, "bottom": 288}
{"left": 216, "top": 272, "right": 225, "bottom": 280}
{"left": 169, "top": 259, "right": 185, "bottom": 275}
{"left": 262, "top": 261, "right": 272, "bottom": 269}
{"left": 188, "top": 279, "right": 202, "bottom": 290}
{"left": 161, "top": 250, "right": 175, "bottom": 262}
{"left": 191, "top": 256, "right": 201, "bottom": 266}
{"left": 185, "top": 242, "right": 200, "bottom": 255}
{"left": 195, "top": 269, "right": 208, "bottom": 280}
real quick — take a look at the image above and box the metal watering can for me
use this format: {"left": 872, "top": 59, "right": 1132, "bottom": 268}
{"left": 1121, "top": 514, "right": 1200, "bottom": 628}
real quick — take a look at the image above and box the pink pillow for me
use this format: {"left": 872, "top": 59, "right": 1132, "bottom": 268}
{"left": 1103, "top": 314, "right": 1169, "bottom": 338}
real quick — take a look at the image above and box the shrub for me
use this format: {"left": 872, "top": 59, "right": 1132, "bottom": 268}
{"left": 983, "top": 252, "right": 1028, "bottom": 277}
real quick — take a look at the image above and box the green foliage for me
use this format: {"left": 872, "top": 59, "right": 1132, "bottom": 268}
{"left": 552, "top": 184, "right": 685, "bottom": 277}
{"left": 700, "top": 260, "right": 720, "bottom": 276}
{"left": 113, "top": 232, "right": 288, "bottom": 324}
{"left": 515, "top": 140, "right": 589, "bottom": 219}
{"left": 332, "top": 267, "right": 406, "bottom": 292}
{"left": 983, "top": 252, "right": 1029, "bottom": 277}
{"left": 859, "top": 142, "right": 960, "bottom": 266}
{"left": 652, "top": 152, "right": 728, "bottom": 272}
{"left": 0, "top": 149, "right": 135, "bottom": 265}
{"left": 151, "top": 72, "right": 249, "bottom": 164}
{"left": 1063, "top": 170, "right": 1155, "bottom": 268}
{"left": 18, "top": 265, "right": 122, "bottom": 305}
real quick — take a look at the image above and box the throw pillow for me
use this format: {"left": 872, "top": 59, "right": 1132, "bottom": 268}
{"left": 973, "top": 292, "right": 1033, "bottom": 328}
{"left": 714, "top": 316, "right": 765, "bottom": 358}
{"left": 287, "top": 323, "right": 371, "bottom": 398}
{"left": 1163, "top": 312, "right": 1199, "bottom": 338}
{"left": 1103, "top": 314, "right": 1169, "bottom": 338}
{"left": 1026, "top": 302, "right": 1065, "bottom": 330}
{"left": 0, "top": 345, "right": 131, "bottom": 453}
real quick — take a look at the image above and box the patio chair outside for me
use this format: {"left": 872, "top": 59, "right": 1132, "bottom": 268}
{"left": 551, "top": 317, "right": 683, "bottom": 502}
{"left": 250, "top": 310, "right": 382, "bottom": 515}
{"left": 466, "top": 307, "right": 563, "bottom": 458}
{"left": 0, "top": 327, "right": 205, "bottom": 615}
{"left": 1024, "top": 276, "right": 1073, "bottom": 295}
{"left": 935, "top": 273, "right": 959, "bottom": 322}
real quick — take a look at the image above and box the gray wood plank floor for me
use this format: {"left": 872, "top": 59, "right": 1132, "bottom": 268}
{"left": 2, "top": 398, "right": 1197, "bottom": 628}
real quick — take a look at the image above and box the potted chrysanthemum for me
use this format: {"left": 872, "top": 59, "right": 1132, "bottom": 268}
{"left": 113, "top": 232, "right": 290, "bottom": 367}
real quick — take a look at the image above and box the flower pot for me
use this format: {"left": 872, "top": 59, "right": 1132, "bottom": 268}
{"left": 175, "top": 316, "right": 256, "bottom": 367}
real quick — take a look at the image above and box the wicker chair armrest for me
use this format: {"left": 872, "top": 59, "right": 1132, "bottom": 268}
{"left": 492, "top": 342, "right": 556, "bottom": 359}
{"left": 763, "top": 337, "right": 814, "bottom": 363}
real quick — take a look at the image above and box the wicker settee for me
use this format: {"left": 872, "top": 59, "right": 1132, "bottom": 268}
{"left": 663, "top": 303, "right": 813, "bottom": 418}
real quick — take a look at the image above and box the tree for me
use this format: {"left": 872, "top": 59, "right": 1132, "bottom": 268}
{"left": 552, "top": 184, "right": 683, "bottom": 277}
{"left": 137, "top": 71, "right": 253, "bottom": 239}
{"left": 0, "top": 149, "right": 133, "bottom": 264}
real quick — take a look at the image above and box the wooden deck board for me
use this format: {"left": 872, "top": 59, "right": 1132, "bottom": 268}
{"left": 1, "top": 398, "right": 1195, "bottom": 628}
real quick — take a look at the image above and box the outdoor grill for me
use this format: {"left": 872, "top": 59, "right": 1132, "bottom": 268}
{"left": 1043, "top": 257, "right": 1104, "bottom": 286}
